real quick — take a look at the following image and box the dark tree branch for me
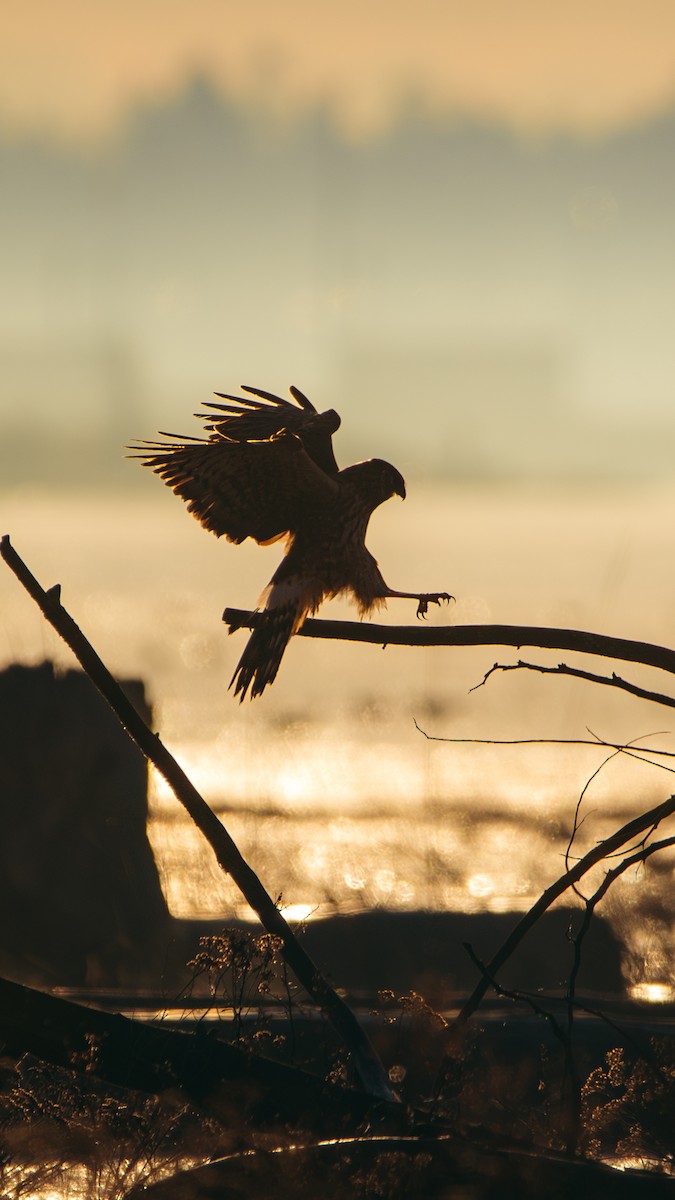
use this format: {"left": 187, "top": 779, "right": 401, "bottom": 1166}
{"left": 431, "top": 820, "right": 675, "bottom": 1117}
{"left": 224, "top": 608, "right": 675, "bottom": 677}
{"left": 462, "top": 942, "right": 571, "bottom": 1048}
{"left": 561, "top": 833, "right": 675, "bottom": 1146}
{"left": 0, "top": 535, "right": 396, "bottom": 1103}
{"left": 432, "top": 789, "right": 675, "bottom": 1100}
{"left": 471, "top": 659, "right": 675, "bottom": 710}
{"left": 567, "top": 835, "right": 675, "bottom": 1016}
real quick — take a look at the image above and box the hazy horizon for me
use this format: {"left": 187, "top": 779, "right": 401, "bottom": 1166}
{"left": 2, "top": 61, "right": 675, "bottom": 488}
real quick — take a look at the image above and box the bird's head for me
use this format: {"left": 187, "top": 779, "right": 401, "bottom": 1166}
{"left": 344, "top": 457, "right": 406, "bottom": 503}
{"left": 378, "top": 459, "right": 406, "bottom": 501}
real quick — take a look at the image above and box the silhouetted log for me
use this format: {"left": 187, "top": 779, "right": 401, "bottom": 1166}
{"left": 132, "top": 1133, "right": 675, "bottom": 1200}
{"left": 0, "top": 974, "right": 402, "bottom": 1136}
{"left": 295, "top": 908, "right": 624, "bottom": 1004}
{"left": 0, "top": 534, "right": 395, "bottom": 1103}
{"left": 0, "top": 661, "right": 171, "bottom": 987}
{"left": 224, "top": 608, "right": 675, "bottom": 677}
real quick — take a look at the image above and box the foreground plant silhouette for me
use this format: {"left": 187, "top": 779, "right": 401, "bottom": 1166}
{"left": 3, "top": 533, "right": 675, "bottom": 1194}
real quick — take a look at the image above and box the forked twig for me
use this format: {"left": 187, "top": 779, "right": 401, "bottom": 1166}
{"left": 566, "top": 836, "right": 675, "bottom": 1015}
{"left": 463, "top": 941, "right": 581, "bottom": 1152}
{"left": 471, "top": 659, "right": 675, "bottom": 709}
{"left": 432, "top": 789, "right": 675, "bottom": 1099}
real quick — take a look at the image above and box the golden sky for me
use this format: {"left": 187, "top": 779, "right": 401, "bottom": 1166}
{"left": 4, "top": 0, "right": 675, "bottom": 142}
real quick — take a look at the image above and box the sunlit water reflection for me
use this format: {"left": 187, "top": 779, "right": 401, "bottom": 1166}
{"left": 145, "top": 729, "right": 675, "bottom": 999}
{"left": 3, "top": 483, "right": 675, "bottom": 997}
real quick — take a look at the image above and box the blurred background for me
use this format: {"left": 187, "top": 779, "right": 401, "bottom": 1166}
{"left": 2, "top": 2, "right": 675, "bottom": 988}
{"left": 2, "top": 0, "right": 675, "bottom": 486}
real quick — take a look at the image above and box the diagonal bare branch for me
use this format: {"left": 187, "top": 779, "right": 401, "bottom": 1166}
{"left": 0, "top": 534, "right": 397, "bottom": 1103}
{"left": 442, "top": 792, "right": 675, "bottom": 1040}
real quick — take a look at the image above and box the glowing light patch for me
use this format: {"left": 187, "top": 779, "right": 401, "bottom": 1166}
{"left": 276, "top": 767, "right": 314, "bottom": 806}
{"left": 468, "top": 873, "right": 495, "bottom": 898}
{"left": 280, "top": 903, "right": 317, "bottom": 923}
{"left": 612, "top": 1156, "right": 666, "bottom": 1173}
{"left": 629, "top": 982, "right": 675, "bottom": 1004}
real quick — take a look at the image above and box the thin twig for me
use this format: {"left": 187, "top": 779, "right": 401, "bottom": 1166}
{"left": 462, "top": 942, "right": 581, "bottom": 1153}
{"left": 563, "top": 833, "right": 675, "bottom": 1131}
{"left": 471, "top": 659, "right": 675, "bottom": 709}
{"left": 561, "top": 728, "right": 668, "bottom": 878}
{"left": 462, "top": 942, "right": 571, "bottom": 1047}
{"left": 564, "top": 743, "right": 625, "bottom": 892}
{"left": 413, "top": 722, "right": 675, "bottom": 759}
{"left": 0, "top": 534, "right": 396, "bottom": 1103}
{"left": 567, "top": 835, "right": 675, "bottom": 1017}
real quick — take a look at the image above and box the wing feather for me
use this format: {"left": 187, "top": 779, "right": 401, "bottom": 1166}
{"left": 130, "top": 432, "right": 338, "bottom": 544}
{"left": 200, "top": 383, "right": 341, "bottom": 476}
{"left": 241, "top": 384, "right": 311, "bottom": 409}
{"left": 288, "top": 385, "right": 314, "bottom": 410}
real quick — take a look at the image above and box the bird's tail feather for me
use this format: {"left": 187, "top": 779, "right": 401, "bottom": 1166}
{"left": 230, "top": 604, "right": 302, "bottom": 700}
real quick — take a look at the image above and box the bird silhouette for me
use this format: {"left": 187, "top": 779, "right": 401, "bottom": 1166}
{"left": 131, "top": 385, "right": 451, "bottom": 698}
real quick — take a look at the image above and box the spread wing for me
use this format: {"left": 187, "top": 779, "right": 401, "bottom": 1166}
{"left": 201, "top": 384, "right": 341, "bottom": 477}
{"left": 129, "top": 431, "right": 339, "bottom": 544}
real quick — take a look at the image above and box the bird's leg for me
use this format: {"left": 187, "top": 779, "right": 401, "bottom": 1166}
{"left": 383, "top": 588, "right": 454, "bottom": 619}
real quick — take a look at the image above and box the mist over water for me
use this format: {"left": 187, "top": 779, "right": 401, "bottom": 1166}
{"left": 4, "top": 80, "right": 675, "bottom": 496}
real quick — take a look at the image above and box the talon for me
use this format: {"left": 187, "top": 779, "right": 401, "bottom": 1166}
{"left": 416, "top": 591, "right": 454, "bottom": 617}
{"left": 414, "top": 591, "right": 454, "bottom": 617}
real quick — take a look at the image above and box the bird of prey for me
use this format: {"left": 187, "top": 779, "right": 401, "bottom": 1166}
{"left": 131, "top": 385, "right": 452, "bottom": 699}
